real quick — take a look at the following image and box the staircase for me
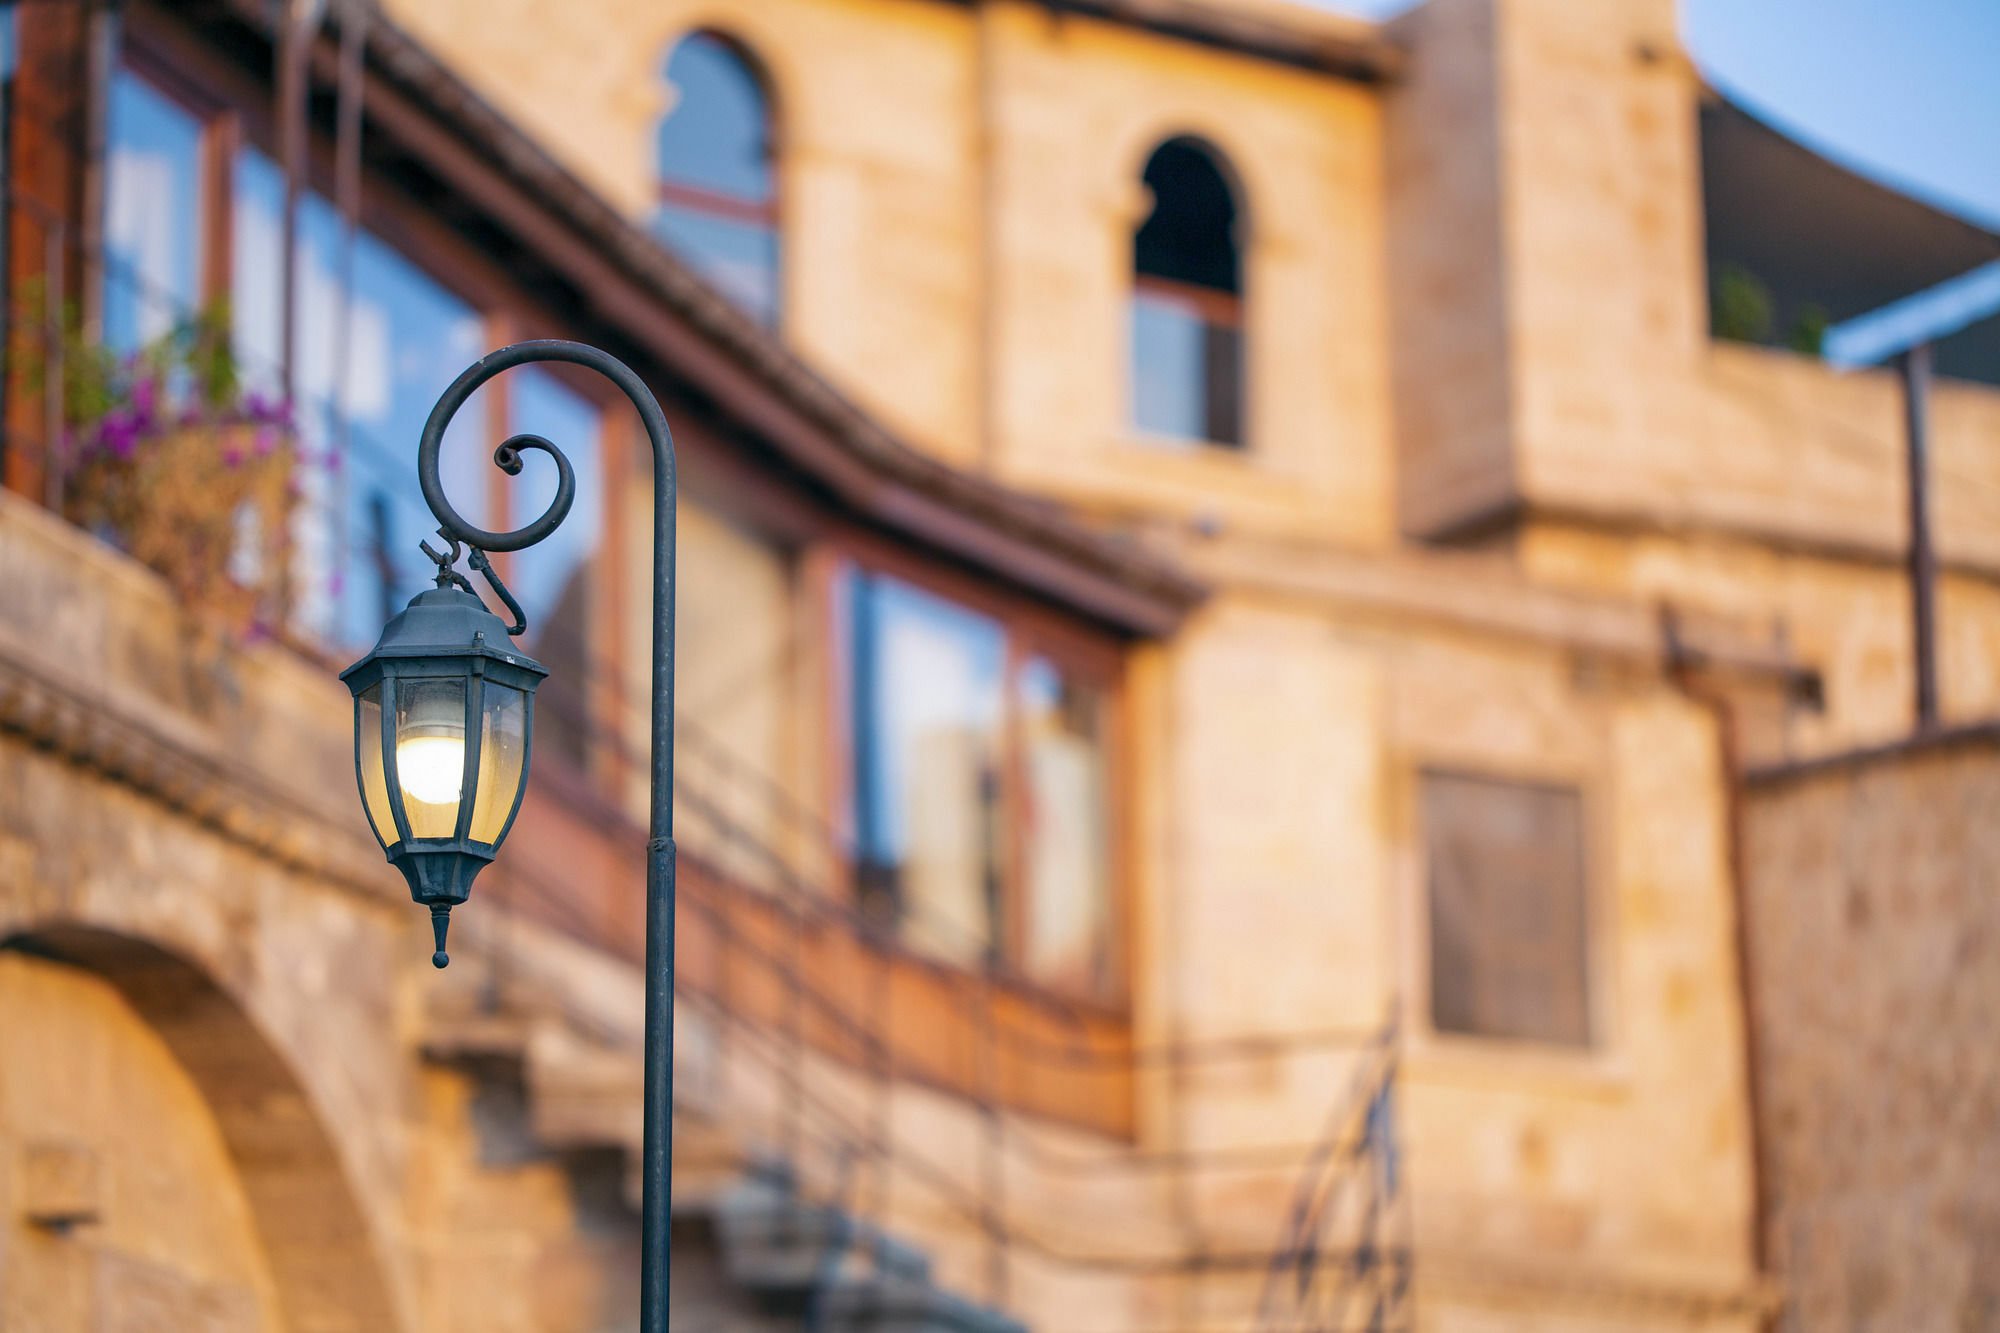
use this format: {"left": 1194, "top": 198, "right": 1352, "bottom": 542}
{"left": 705, "top": 1166, "right": 1025, "bottom": 1333}
{"left": 422, "top": 947, "right": 1025, "bottom": 1333}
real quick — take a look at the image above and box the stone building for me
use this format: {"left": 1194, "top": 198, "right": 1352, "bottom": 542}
{"left": 0, "top": 0, "right": 1993, "bottom": 1330}
{"left": 1740, "top": 729, "right": 2000, "bottom": 1332}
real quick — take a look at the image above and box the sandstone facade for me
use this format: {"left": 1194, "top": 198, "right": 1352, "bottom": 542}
{"left": 5, "top": 0, "right": 1994, "bottom": 1329}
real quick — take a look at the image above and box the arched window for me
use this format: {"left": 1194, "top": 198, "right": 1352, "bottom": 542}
{"left": 655, "top": 33, "right": 778, "bottom": 325}
{"left": 1130, "top": 137, "right": 1243, "bottom": 448}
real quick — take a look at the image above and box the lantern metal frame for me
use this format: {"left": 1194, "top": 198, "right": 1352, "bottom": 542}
{"left": 339, "top": 581, "right": 547, "bottom": 963}
{"left": 342, "top": 340, "right": 679, "bottom": 1332}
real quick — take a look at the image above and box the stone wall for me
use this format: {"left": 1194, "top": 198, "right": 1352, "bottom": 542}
{"left": 1741, "top": 730, "right": 2000, "bottom": 1332}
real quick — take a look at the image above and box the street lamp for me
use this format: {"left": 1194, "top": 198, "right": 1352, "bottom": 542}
{"left": 339, "top": 580, "right": 544, "bottom": 966}
{"left": 340, "top": 340, "right": 679, "bottom": 1332}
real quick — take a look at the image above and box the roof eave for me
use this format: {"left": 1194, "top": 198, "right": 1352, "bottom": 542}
{"left": 210, "top": 0, "right": 1208, "bottom": 637}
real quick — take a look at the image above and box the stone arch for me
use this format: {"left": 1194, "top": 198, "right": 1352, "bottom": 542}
{"left": 3, "top": 924, "right": 401, "bottom": 1333}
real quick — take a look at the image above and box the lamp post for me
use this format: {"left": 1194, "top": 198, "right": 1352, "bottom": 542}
{"left": 340, "top": 340, "right": 678, "bottom": 1331}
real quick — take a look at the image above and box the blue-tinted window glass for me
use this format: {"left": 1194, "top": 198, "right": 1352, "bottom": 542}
{"left": 851, "top": 570, "right": 1006, "bottom": 965}
{"left": 230, "top": 148, "right": 287, "bottom": 396}
{"left": 509, "top": 369, "right": 602, "bottom": 638}
{"left": 656, "top": 33, "right": 778, "bottom": 325}
{"left": 104, "top": 71, "right": 204, "bottom": 352}
{"left": 337, "top": 232, "right": 486, "bottom": 646}
{"left": 654, "top": 206, "right": 778, "bottom": 324}
{"left": 1, "top": 7, "right": 16, "bottom": 326}
{"left": 659, "top": 33, "right": 771, "bottom": 199}
{"left": 231, "top": 146, "right": 487, "bottom": 648}
{"left": 509, "top": 369, "right": 602, "bottom": 766}
{"left": 1016, "top": 656, "right": 1112, "bottom": 996}
{"left": 1130, "top": 290, "right": 1208, "bottom": 443}
{"left": 1129, "top": 137, "right": 1244, "bottom": 448}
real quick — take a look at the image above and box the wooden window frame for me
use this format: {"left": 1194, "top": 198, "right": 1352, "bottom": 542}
{"left": 823, "top": 528, "right": 1134, "bottom": 1017}
{"left": 116, "top": 9, "right": 631, "bottom": 797}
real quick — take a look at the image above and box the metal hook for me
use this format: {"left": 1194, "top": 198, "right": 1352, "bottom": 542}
{"left": 467, "top": 548, "right": 528, "bottom": 637}
{"left": 419, "top": 530, "right": 476, "bottom": 594}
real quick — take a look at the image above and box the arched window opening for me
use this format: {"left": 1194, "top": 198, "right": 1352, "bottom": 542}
{"left": 1130, "top": 137, "right": 1243, "bottom": 448}
{"left": 656, "top": 32, "right": 778, "bottom": 325}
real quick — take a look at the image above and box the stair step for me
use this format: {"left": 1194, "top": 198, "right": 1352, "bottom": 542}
{"left": 818, "top": 1274, "right": 1029, "bottom": 1333}
{"left": 714, "top": 1179, "right": 933, "bottom": 1295}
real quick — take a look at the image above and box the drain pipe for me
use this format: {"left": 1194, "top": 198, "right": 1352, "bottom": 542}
{"left": 1659, "top": 604, "right": 1791, "bottom": 1330}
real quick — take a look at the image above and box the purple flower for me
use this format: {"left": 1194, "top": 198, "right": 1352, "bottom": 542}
{"left": 253, "top": 426, "right": 278, "bottom": 458}
{"left": 222, "top": 443, "right": 244, "bottom": 468}
{"left": 98, "top": 413, "right": 140, "bottom": 460}
{"left": 241, "top": 391, "right": 295, "bottom": 427}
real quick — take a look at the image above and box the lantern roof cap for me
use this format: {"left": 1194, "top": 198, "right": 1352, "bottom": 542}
{"left": 339, "top": 585, "right": 549, "bottom": 683}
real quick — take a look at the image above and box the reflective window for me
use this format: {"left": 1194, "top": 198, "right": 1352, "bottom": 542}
{"left": 1017, "top": 657, "right": 1113, "bottom": 996}
{"left": 1130, "top": 137, "right": 1243, "bottom": 448}
{"left": 510, "top": 368, "right": 603, "bottom": 767}
{"left": 656, "top": 33, "right": 778, "bottom": 325}
{"left": 847, "top": 568, "right": 1120, "bottom": 997}
{"left": 851, "top": 571, "right": 1007, "bottom": 967}
{"left": 1, "top": 9, "right": 15, "bottom": 321}
{"left": 232, "top": 147, "right": 487, "bottom": 648}
{"left": 104, "top": 70, "right": 205, "bottom": 352}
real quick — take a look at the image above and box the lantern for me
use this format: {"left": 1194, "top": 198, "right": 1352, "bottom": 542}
{"left": 340, "top": 584, "right": 546, "bottom": 967}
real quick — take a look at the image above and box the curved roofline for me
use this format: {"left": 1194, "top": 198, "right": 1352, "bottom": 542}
{"left": 203, "top": 0, "right": 1206, "bottom": 638}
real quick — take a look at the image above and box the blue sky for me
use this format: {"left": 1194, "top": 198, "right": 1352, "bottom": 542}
{"left": 1312, "top": 0, "right": 2000, "bottom": 230}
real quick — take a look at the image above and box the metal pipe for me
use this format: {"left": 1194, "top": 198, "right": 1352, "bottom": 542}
{"left": 1902, "top": 342, "right": 1938, "bottom": 732}
{"left": 416, "top": 338, "right": 678, "bottom": 1331}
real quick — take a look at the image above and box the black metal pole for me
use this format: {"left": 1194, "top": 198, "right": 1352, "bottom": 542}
{"left": 1902, "top": 341, "right": 1937, "bottom": 732}
{"left": 417, "top": 339, "right": 677, "bottom": 1331}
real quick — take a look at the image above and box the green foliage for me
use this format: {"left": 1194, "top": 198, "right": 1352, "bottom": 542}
{"left": 1787, "top": 303, "right": 1831, "bottom": 357}
{"left": 1711, "top": 264, "right": 1775, "bottom": 345}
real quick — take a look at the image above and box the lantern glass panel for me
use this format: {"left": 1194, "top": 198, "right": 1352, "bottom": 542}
{"left": 357, "top": 683, "right": 399, "bottom": 847}
{"left": 469, "top": 683, "right": 528, "bottom": 845}
{"left": 395, "top": 677, "right": 467, "bottom": 836}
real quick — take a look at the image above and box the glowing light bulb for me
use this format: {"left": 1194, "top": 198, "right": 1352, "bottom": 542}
{"left": 398, "top": 734, "right": 466, "bottom": 806}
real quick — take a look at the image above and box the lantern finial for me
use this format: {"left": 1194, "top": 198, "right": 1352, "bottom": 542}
{"left": 431, "top": 905, "right": 453, "bottom": 969}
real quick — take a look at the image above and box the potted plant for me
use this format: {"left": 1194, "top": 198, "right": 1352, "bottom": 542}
{"left": 53, "top": 309, "right": 295, "bottom": 641}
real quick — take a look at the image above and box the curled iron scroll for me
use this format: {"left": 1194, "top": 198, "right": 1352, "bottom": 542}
{"left": 416, "top": 338, "right": 676, "bottom": 635}
{"left": 417, "top": 353, "right": 578, "bottom": 554}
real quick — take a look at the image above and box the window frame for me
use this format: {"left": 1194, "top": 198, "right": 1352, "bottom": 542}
{"left": 1127, "top": 135, "right": 1249, "bottom": 452}
{"left": 654, "top": 28, "right": 782, "bottom": 327}
{"left": 1401, "top": 756, "right": 1624, "bottom": 1080}
{"left": 1418, "top": 767, "right": 1591, "bottom": 1048}
{"left": 114, "top": 13, "right": 626, "bottom": 794}
{"left": 102, "top": 48, "right": 239, "bottom": 333}
{"left": 822, "top": 529, "right": 1133, "bottom": 1014}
